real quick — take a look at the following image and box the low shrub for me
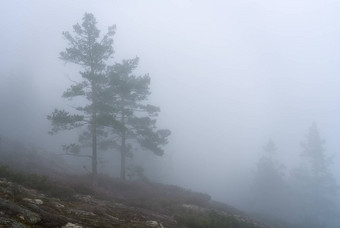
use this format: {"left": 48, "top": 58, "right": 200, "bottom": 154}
{"left": 175, "top": 210, "right": 258, "bottom": 228}
{"left": 0, "top": 165, "right": 74, "bottom": 200}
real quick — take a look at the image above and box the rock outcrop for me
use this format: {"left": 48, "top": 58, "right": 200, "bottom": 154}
{"left": 0, "top": 178, "right": 176, "bottom": 227}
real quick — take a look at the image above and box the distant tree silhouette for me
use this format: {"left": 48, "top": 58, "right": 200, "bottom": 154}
{"left": 291, "top": 123, "right": 337, "bottom": 227}
{"left": 251, "top": 139, "right": 287, "bottom": 218}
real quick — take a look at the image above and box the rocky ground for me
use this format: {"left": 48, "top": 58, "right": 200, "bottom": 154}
{"left": 0, "top": 174, "right": 268, "bottom": 228}
{"left": 0, "top": 177, "right": 179, "bottom": 228}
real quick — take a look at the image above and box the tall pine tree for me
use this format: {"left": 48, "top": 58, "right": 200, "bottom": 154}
{"left": 48, "top": 13, "right": 115, "bottom": 179}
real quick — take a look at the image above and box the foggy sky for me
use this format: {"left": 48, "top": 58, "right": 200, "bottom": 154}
{"left": 1, "top": 0, "right": 340, "bottom": 205}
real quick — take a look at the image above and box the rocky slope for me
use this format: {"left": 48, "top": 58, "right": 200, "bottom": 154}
{"left": 0, "top": 138, "right": 267, "bottom": 228}
{"left": 0, "top": 168, "right": 268, "bottom": 228}
{"left": 0, "top": 176, "right": 176, "bottom": 227}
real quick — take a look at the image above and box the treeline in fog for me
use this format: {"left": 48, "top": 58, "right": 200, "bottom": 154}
{"left": 247, "top": 123, "right": 338, "bottom": 227}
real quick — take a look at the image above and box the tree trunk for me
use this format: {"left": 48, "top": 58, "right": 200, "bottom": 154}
{"left": 92, "top": 111, "right": 97, "bottom": 179}
{"left": 120, "top": 111, "right": 126, "bottom": 180}
{"left": 91, "top": 81, "right": 97, "bottom": 183}
{"left": 120, "top": 134, "right": 126, "bottom": 180}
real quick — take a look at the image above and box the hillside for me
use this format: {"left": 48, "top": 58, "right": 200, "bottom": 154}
{"left": 0, "top": 139, "right": 267, "bottom": 228}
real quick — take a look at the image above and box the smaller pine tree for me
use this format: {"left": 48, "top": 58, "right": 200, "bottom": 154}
{"left": 251, "top": 139, "right": 286, "bottom": 217}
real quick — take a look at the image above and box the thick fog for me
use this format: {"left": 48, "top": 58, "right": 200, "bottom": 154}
{"left": 1, "top": 0, "right": 340, "bottom": 226}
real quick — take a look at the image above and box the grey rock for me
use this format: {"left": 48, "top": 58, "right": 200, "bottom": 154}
{"left": 0, "top": 216, "right": 28, "bottom": 228}
{"left": 0, "top": 198, "right": 41, "bottom": 224}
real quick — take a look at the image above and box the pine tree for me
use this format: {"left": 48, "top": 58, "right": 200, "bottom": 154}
{"left": 48, "top": 13, "right": 115, "bottom": 179}
{"left": 251, "top": 139, "right": 286, "bottom": 217}
{"left": 293, "top": 123, "right": 337, "bottom": 227}
{"left": 103, "top": 57, "right": 171, "bottom": 179}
